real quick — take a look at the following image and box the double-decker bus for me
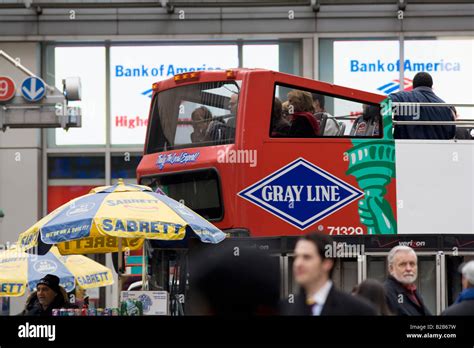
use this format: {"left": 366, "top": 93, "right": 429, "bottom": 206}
{"left": 137, "top": 69, "right": 474, "bottom": 314}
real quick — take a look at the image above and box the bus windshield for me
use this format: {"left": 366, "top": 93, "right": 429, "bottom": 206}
{"left": 146, "top": 80, "right": 241, "bottom": 154}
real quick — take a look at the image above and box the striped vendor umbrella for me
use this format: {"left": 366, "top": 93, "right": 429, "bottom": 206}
{"left": 0, "top": 246, "right": 114, "bottom": 297}
{"left": 17, "top": 179, "right": 226, "bottom": 255}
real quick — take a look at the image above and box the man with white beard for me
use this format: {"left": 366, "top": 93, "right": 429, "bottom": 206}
{"left": 384, "top": 246, "right": 432, "bottom": 316}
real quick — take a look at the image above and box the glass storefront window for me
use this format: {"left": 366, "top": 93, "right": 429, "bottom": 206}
{"left": 53, "top": 46, "right": 106, "bottom": 146}
{"left": 324, "top": 39, "right": 400, "bottom": 94}
{"left": 111, "top": 153, "right": 142, "bottom": 182}
{"left": 320, "top": 38, "right": 473, "bottom": 119}
{"left": 243, "top": 44, "right": 279, "bottom": 70}
{"left": 110, "top": 45, "right": 239, "bottom": 146}
{"left": 48, "top": 156, "right": 106, "bottom": 179}
{"left": 47, "top": 155, "right": 105, "bottom": 212}
{"left": 404, "top": 39, "right": 474, "bottom": 119}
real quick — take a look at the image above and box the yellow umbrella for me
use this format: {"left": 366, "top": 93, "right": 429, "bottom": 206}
{"left": 18, "top": 179, "right": 225, "bottom": 255}
{"left": 0, "top": 246, "right": 114, "bottom": 297}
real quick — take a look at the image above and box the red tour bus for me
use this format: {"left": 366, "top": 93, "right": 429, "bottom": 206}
{"left": 137, "top": 68, "right": 397, "bottom": 237}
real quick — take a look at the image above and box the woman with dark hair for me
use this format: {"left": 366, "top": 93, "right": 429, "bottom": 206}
{"left": 353, "top": 279, "right": 393, "bottom": 316}
{"left": 271, "top": 97, "right": 290, "bottom": 137}
{"left": 350, "top": 104, "right": 381, "bottom": 137}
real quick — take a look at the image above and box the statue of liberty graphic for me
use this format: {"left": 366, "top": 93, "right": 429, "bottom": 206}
{"left": 346, "top": 98, "right": 397, "bottom": 234}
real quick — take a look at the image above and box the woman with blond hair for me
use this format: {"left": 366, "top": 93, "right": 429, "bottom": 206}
{"left": 287, "top": 90, "right": 320, "bottom": 137}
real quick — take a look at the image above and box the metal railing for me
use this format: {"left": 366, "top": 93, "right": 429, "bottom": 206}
{"left": 391, "top": 102, "right": 474, "bottom": 127}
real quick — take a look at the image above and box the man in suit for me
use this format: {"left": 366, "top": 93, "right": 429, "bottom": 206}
{"left": 384, "top": 246, "right": 432, "bottom": 316}
{"left": 282, "top": 233, "right": 377, "bottom": 315}
{"left": 442, "top": 260, "right": 474, "bottom": 316}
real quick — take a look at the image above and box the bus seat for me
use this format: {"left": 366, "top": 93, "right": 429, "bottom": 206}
{"left": 337, "top": 122, "right": 346, "bottom": 136}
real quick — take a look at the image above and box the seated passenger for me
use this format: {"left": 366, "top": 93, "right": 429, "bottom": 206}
{"left": 228, "top": 93, "right": 238, "bottom": 116}
{"left": 453, "top": 107, "right": 473, "bottom": 140}
{"left": 206, "top": 118, "right": 230, "bottom": 144}
{"left": 225, "top": 93, "right": 239, "bottom": 139}
{"left": 282, "top": 101, "right": 290, "bottom": 121}
{"left": 191, "top": 106, "right": 213, "bottom": 143}
{"left": 350, "top": 104, "right": 381, "bottom": 137}
{"left": 312, "top": 93, "right": 340, "bottom": 136}
{"left": 287, "top": 90, "right": 320, "bottom": 137}
{"left": 191, "top": 106, "right": 231, "bottom": 144}
{"left": 271, "top": 98, "right": 290, "bottom": 137}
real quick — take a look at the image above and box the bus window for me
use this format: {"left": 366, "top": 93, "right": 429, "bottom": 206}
{"left": 146, "top": 80, "right": 241, "bottom": 154}
{"left": 271, "top": 84, "right": 382, "bottom": 138}
{"left": 145, "top": 169, "right": 223, "bottom": 221}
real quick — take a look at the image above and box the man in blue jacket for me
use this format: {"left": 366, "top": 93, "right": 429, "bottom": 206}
{"left": 442, "top": 261, "right": 474, "bottom": 316}
{"left": 390, "top": 72, "right": 455, "bottom": 139}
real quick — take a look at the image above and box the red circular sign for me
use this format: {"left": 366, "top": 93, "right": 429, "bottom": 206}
{"left": 0, "top": 76, "right": 16, "bottom": 102}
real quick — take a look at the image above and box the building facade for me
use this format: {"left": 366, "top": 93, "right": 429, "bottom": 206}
{"left": 0, "top": 0, "right": 473, "bottom": 313}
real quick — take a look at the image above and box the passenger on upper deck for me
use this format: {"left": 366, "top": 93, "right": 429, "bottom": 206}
{"left": 270, "top": 97, "right": 290, "bottom": 137}
{"left": 287, "top": 90, "right": 320, "bottom": 137}
{"left": 452, "top": 107, "right": 473, "bottom": 140}
{"left": 191, "top": 106, "right": 213, "bottom": 143}
{"left": 389, "top": 72, "right": 455, "bottom": 140}
{"left": 350, "top": 104, "right": 381, "bottom": 137}
{"left": 281, "top": 101, "right": 290, "bottom": 120}
{"left": 226, "top": 93, "right": 238, "bottom": 130}
{"left": 191, "top": 105, "right": 230, "bottom": 144}
{"left": 312, "top": 93, "right": 340, "bottom": 136}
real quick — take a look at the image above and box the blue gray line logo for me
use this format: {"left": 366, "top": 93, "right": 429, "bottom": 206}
{"left": 238, "top": 158, "right": 364, "bottom": 230}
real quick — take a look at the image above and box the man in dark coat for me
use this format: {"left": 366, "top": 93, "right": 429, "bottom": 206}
{"left": 390, "top": 72, "right": 455, "bottom": 139}
{"left": 20, "top": 274, "right": 72, "bottom": 316}
{"left": 384, "top": 246, "right": 432, "bottom": 316}
{"left": 442, "top": 260, "right": 474, "bottom": 316}
{"left": 282, "top": 233, "right": 377, "bottom": 316}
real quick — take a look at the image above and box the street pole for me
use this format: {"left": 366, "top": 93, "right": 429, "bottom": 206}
{"left": 118, "top": 237, "right": 123, "bottom": 306}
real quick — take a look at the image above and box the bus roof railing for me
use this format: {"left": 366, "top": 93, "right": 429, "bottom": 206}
{"left": 334, "top": 116, "right": 474, "bottom": 125}
{"left": 391, "top": 102, "right": 474, "bottom": 108}
{"left": 390, "top": 102, "right": 474, "bottom": 126}
{"left": 393, "top": 120, "right": 474, "bottom": 127}
{"left": 334, "top": 102, "right": 474, "bottom": 124}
